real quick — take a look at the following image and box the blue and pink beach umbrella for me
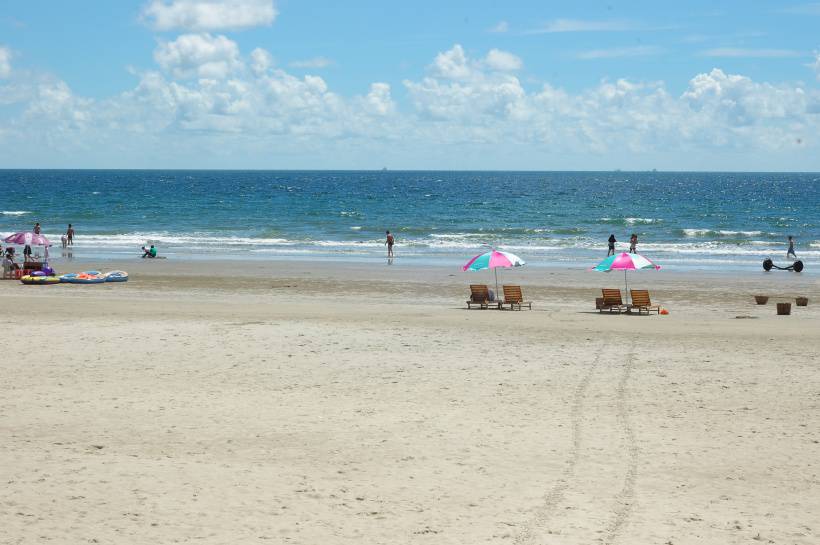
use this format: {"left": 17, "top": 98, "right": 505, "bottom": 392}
{"left": 463, "top": 249, "right": 526, "bottom": 296}
{"left": 591, "top": 252, "right": 660, "bottom": 301}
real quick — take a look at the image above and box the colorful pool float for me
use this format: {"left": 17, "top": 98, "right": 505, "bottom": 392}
{"left": 20, "top": 275, "right": 60, "bottom": 285}
{"left": 60, "top": 272, "right": 106, "bottom": 284}
{"left": 104, "top": 270, "right": 129, "bottom": 282}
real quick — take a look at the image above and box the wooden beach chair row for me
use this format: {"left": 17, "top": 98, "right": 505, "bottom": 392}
{"left": 598, "top": 288, "right": 661, "bottom": 315}
{"left": 466, "top": 284, "right": 532, "bottom": 310}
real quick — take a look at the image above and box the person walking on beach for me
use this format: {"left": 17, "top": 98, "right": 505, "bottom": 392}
{"left": 787, "top": 236, "right": 796, "bottom": 259}
{"left": 629, "top": 233, "right": 638, "bottom": 254}
{"left": 66, "top": 224, "right": 74, "bottom": 246}
{"left": 386, "top": 230, "right": 395, "bottom": 258}
{"left": 607, "top": 234, "right": 617, "bottom": 256}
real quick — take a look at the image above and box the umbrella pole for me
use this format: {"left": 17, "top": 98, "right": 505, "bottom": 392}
{"left": 624, "top": 269, "right": 629, "bottom": 304}
{"left": 494, "top": 268, "right": 499, "bottom": 299}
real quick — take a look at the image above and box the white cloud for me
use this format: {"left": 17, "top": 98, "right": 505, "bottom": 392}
{"left": 489, "top": 20, "right": 509, "bottom": 33}
{"left": 289, "top": 57, "right": 333, "bottom": 69}
{"left": 154, "top": 33, "right": 242, "bottom": 79}
{"left": 361, "top": 82, "right": 394, "bottom": 116}
{"left": 250, "top": 47, "right": 273, "bottom": 75}
{"left": 0, "top": 46, "right": 11, "bottom": 78}
{"left": 142, "top": 0, "right": 276, "bottom": 31}
{"left": 683, "top": 68, "right": 812, "bottom": 125}
{"left": 577, "top": 46, "right": 663, "bottom": 60}
{"left": 484, "top": 49, "right": 522, "bottom": 71}
{"left": 1, "top": 42, "right": 819, "bottom": 169}
{"left": 430, "top": 44, "right": 472, "bottom": 80}
{"left": 528, "top": 18, "right": 639, "bottom": 34}
{"left": 700, "top": 48, "right": 803, "bottom": 58}
{"left": 406, "top": 46, "right": 527, "bottom": 121}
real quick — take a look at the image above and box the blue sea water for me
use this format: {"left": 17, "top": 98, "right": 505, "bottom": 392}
{"left": 1, "top": 169, "right": 818, "bottom": 271}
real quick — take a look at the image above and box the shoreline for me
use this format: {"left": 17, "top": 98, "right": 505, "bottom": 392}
{"left": 26, "top": 247, "right": 820, "bottom": 276}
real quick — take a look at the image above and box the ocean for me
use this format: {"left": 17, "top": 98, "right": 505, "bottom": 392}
{"left": 1, "top": 169, "right": 818, "bottom": 271}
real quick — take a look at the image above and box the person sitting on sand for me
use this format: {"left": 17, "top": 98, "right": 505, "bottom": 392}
{"left": 141, "top": 245, "right": 158, "bottom": 258}
{"left": 607, "top": 234, "right": 617, "bottom": 256}
{"left": 1, "top": 250, "right": 17, "bottom": 276}
{"left": 629, "top": 233, "right": 638, "bottom": 254}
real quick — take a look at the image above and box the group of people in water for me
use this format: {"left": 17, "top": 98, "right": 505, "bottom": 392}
{"left": 606, "top": 233, "right": 641, "bottom": 256}
{"left": 605, "top": 232, "right": 799, "bottom": 259}
{"left": 3, "top": 221, "right": 803, "bottom": 264}
{"left": 60, "top": 224, "right": 75, "bottom": 248}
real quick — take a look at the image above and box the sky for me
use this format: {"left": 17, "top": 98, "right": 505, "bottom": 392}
{"left": 1, "top": 0, "right": 819, "bottom": 171}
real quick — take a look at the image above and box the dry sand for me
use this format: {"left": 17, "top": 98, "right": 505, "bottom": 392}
{"left": 1, "top": 259, "right": 819, "bottom": 544}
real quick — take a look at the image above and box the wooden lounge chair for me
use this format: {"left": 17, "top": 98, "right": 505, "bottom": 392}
{"left": 502, "top": 285, "right": 532, "bottom": 310}
{"left": 600, "top": 288, "right": 626, "bottom": 313}
{"left": 467, "top": 284, "right": 494, "bottom": 309}
{"left": 629, "top": 290, "right": 661, "bottom": 315}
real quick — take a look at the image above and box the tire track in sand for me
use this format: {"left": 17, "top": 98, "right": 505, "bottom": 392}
{"left": 514, "top": 349, "right": 602, "bottom": 545}
{"left": 604, "top": 345, "right": 639, "bottom": 545}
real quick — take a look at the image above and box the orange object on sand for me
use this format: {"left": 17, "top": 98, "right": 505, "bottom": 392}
{"left": 660, "top": 309, "right": 669, "bottom": 315}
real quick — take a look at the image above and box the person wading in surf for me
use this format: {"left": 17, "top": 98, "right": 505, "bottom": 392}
{"left": 386, "top": 230, "right": 395, "bottom": 258}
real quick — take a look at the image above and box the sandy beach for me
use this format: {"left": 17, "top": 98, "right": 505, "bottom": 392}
{"left": 1, "top": 259, "right": 819, "bottom": 544}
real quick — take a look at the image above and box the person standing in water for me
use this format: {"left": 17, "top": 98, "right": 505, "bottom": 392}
{"left": 787, "top": 236, "right": 796, "bottom": 259}
{"left": 629, "top": 233, "right": 638, "bottom": 254}
{"left": 33, "top": 222, "right": 41, "bottom": 235}
{"left": 66, "top": 224, "right": 75, "bottom": 246}
{"left": 386, "top": 230, "right": 395, "bottom": 258}
{"left": 607, "top": 234, "right": 617, "bottom": 256}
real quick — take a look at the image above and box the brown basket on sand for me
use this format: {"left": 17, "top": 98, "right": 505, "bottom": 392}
{"left": 754, "top": 295, "right": 769, "bottom": 305}
{"left": 795, "top": 297, "right": 809, "bottom": 307}
{"left": 776, "top": 302, "right": 791, "bottom": 315}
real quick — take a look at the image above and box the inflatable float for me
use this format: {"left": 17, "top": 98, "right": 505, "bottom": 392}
{"left": 103, "top": 270, "right": 129, "bottom": 282}
{"left": 60, "top": 272, "right": 106, "bottom": 284}
{"left": 20, "top": 275, "right": 60, "bottom": 285}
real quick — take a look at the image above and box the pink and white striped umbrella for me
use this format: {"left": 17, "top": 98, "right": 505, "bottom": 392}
{"left": 462, "top": 250, "right": 526, "bottom": 272}
{"left": 4, "top": 231, "right": 51, "bottom": 246}
{"left": 463, "top": 249, "right": 526, "bottom": 297}
{"left": 591, "top": 252, "right": 660, "bottom": 272}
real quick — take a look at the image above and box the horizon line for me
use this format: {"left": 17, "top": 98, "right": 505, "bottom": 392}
{"left": 1, "top": 168, "right": 819, "bottom": 175}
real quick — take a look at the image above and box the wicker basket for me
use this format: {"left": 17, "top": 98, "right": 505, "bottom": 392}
{"left": 776, "top": 302, "right": 791, "bottom": 315}
{"left": 754, "top": 295, "right": 769, "bottom": 305}
{"left": 796, "top": 297, "right": 809, "bottom": 307}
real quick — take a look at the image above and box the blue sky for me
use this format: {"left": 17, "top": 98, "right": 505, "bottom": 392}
{"left": 1, "top": 1, "right": 819, "bottom": 170}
